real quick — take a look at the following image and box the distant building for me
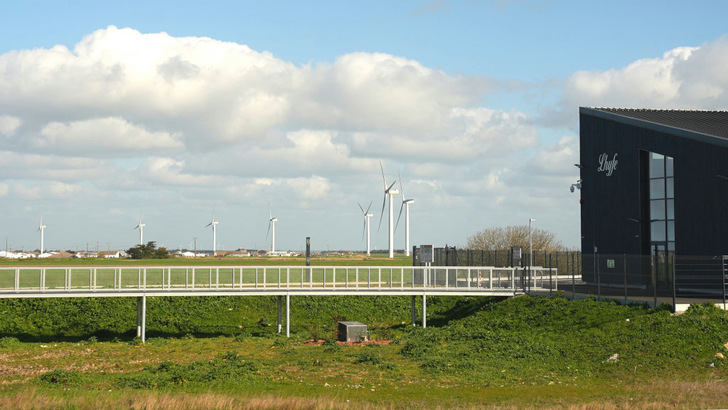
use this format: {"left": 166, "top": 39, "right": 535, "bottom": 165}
{"left": 47, "top": 251, "right": 74, "bottom": 259}
{"left": 98, "top": 251, "right": 120, "bottom": 258}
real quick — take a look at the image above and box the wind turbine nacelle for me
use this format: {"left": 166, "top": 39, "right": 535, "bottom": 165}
{"left": 389, "top": 189, "right": 399, "bottom": 195}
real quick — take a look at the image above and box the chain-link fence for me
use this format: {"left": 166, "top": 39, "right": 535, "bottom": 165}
{"left": 414, "top": 246, "right": 728, "bottom": 310}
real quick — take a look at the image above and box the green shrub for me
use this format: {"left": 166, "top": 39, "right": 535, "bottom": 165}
{"left": 354, "top": 350, "right": 381, "bottom": 365}
{"left": 0, "top": 337, "right": 21, "bottom": 348}
{"left": 38, "top": 369, "right": 83, "bottom": 385}
{"left": 116, "top": 351, "right": 259, "bottom": 389}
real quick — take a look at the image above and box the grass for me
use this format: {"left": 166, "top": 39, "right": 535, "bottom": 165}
{"left": 0, "top": 294, "right": 726, "bottom": 408}
{"left": 0, "top": 253, "right": 414, "bottom": 267}
{"left": 0, "top": 258, "right": 727, "bottom": 407}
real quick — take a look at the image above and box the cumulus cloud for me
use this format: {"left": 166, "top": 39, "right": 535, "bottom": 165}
{"left": 31, "top": 117, "right": 183, "bottom": 156}
{"left": 0, "top": 115, "right": 20, "bottom": 136}
{"left": 3, "top": 25, "right": 725, "bottom": 251}
{"left": 528, "top": 136, "right": 578, "bottom": 176}
{"left": 136, "top": 157, "right": 221, "bottom": 186}
{"left": 563, "top": 36, "right": 728, "bottom": 111}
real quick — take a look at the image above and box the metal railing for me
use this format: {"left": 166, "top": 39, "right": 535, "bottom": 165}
{"left": 0, "top": 265, "right": 559, "bottom": 296}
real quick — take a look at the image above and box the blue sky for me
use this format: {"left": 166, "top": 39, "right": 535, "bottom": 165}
{"left": 1, "top": 1, "right": 727, "bottom": 253}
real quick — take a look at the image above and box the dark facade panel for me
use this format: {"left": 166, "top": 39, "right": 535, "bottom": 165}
{"left": 579, "top": 108, "right": 728, "bottom": 289}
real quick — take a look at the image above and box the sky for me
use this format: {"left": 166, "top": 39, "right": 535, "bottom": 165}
{"left": 1, "top": 0, "right": 728, "bottom": 253}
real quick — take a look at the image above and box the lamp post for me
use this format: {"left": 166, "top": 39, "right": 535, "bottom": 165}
{"left": 528, "top": 218, "right": 536, "bottom": 268}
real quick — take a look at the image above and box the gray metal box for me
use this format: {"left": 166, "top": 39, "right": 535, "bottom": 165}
{"left": 338, "top": 321, "right": 367, "bottom": 342}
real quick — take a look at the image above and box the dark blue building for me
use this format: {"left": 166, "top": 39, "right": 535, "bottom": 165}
{"left": 578, "top": 107, "right": 728, "bottom": 294}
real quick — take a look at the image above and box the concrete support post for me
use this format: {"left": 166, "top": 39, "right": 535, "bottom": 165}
{"left": 411, "top": 295, "right": 416, "bottom": 326}
{"left": 136, "top": 295, "right": 146, "bottom": 343}
{"left": 277, "top": 295, "right": 282, "bottom": 334}
{"left": 422, "top": 294, "right": 427, "bottom": 328}
{"left": 286, "top": 294, "right": 290, "bottom": 338}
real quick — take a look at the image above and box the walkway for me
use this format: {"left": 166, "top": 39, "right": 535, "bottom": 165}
{"left": 0, "top": 265, "right": 557, "bottom": 341}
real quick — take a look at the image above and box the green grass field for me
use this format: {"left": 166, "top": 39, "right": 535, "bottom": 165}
{"left": 0, "top": 257, "right": 726, "bottom": 408}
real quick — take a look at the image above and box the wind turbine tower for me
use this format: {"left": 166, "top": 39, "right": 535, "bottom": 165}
{"left": 134, "top": 216, "right": 145, "bottom": 246}
{"left": 358, "top": 201, "right": 373, "bottom": 256}
{"left": 267, "top": 209, "right": 278, "bottom": 253}
{"left": 396, "top": 172, "right": 415, "bottom": 257}
{"left": 37, "top": 217, "right": 46, "bottom": 255}
{"left": 378, "top": 162, "right": 398, "bottom": 259}
{"left": 206, "top": 210, "right": 219, "bottom": 256}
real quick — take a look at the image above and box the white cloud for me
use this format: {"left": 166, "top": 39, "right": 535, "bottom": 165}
{"left": 286, "top": 175, "right": 331, "bottom": 201}
{"left": 0, "top": 115, "right": 20, "bottom": 136}
{"left": 33, "top": 117, "right": 183, "bottom": 156}
{"left": 528, "top": 136, "right": 578, "bottom": 176}
{"left": 136, "top": 157, "right": 220, "bottom": 186}
{"left": 563, "top": 36, "right": 728, "bottom": 110}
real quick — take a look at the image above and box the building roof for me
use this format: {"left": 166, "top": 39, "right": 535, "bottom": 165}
{"left": 581, "top": 107, "right": 728, "bottom": 142}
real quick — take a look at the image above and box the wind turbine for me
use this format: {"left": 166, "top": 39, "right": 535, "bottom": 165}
{"left": 266, "top": 207, "right": 278, "bottom": 254}
{"left": 378, "top": 161, "right": 398, "bottom": 258}
{"left": 358, "top": 201, "right": 373, "bottom": 256}
{"left": 134, "top": 214, "right": 145, "bottom": 246}
{"left": 37, "top": 217, "right": 46, "bottom": 255}
{"left": 205, "top": 208, "right": 219, "bottom": 256}
{"left": 396, "top": 171, "right": 415, "bottom": 257}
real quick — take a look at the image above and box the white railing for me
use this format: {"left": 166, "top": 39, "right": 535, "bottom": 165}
{"left": 0, "top": 265, "right": 558, "bottom": 295}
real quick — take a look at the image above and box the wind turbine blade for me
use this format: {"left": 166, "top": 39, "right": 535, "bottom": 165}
{"left": 365, "top": 200, "right": 372, "bottom": 215}
{"left": 387, "top": 181, "right": 397, "bottom": 193}
{"left": 362, "top": 218, "right": 366, "bottom": 241}
{"left": 380, "top": 161, "right": 388, "bottom": 189}
{"left": 378, "top": 193, "right": 386, "bottom": 233}
{"left": 358, "top": 202, "right": 365, "bottom": 214}
{"left": 398, "top": 171, "right": 405, "bottom": 200}
{"left": 395, "top": 201, "right": 405, "bottom": 233}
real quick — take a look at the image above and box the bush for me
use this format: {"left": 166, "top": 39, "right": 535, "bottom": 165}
{"left": 117, "top": 351, "right": 259, "bottom": 389}
{"left": 38, "top": 369, "right": 83, "bottom": 385}
{"left": 354, "top": 350, "right": 382, "bottom": 365}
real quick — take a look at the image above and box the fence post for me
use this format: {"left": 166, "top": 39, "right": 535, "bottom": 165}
{"left": 571, "top": 252, "right": 576, "bottom": 298}
{"left": 549, "top": 254, "right": 553, "bottom": 295}
{"left": 624, "top": 253, "right": 628, "bottom": 305}
{"left": 670, "top": 252, "right": 676, "bottom": 313}
{"left": 596, "top": 253, "right": 601, "bottom": 301}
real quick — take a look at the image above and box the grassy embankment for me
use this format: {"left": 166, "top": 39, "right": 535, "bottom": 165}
{"left": 0, "top": 257, "right": 727, "bottom": 408}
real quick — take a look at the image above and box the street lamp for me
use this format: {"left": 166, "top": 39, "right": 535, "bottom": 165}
{"left": 528, "top": 218, "right": 536, "bottom": 269}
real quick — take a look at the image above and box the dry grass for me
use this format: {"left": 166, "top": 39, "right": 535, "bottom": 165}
{"left": 0, "top": 389, "right": 347, "bottom": 409}
{"left": 1, "top": 380, "right": 728, "bottom": 409}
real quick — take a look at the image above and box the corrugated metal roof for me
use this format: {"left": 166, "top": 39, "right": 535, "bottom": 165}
{"left": 586, "top": 108, "right": 728, "bottom": 140}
